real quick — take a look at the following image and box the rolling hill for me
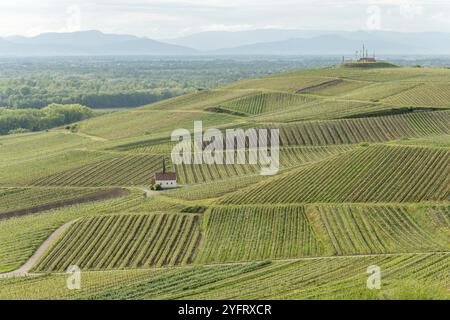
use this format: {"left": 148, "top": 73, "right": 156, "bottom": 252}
{"left": 0, "top": 64, "right": 448, "bottom": 300}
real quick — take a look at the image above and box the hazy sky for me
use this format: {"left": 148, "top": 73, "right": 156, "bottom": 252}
{"left": 1, "top": 0, "right": 449, "bottom": 38}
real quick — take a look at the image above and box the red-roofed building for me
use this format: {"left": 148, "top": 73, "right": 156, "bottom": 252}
{"left": 358, "top": 57, "right": 376, "bottom": 62}
{"left": 151, "top": 159, "right": 177, "bottom": 189}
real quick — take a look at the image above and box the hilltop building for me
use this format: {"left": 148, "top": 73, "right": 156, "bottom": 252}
{"left": 357, "top": 44, "right": 377, "bottom": 62}
{"left": 359, "top": 57, "right": 376, "bottom": 62}
{"left": 152, "top": 159, "right": 177, "bottom": 189}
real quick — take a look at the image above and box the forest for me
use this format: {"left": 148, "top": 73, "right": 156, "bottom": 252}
{"left": 0, "top": 104, "right": 94, "bottom": 135}
{"left": 0, "top": 57, "right": 334, "bottom": 109}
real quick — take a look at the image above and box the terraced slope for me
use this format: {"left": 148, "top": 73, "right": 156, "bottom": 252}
{"left": 388, "top": 134, "right": 450, "bottom": 148}
{"left": 184, "top": 253, "right": 449, "bottom": 300}
{"left": 0, "top": 190, "right": 172, "bottom": 273}
{"left": 164, "top": 174, "right": 266, "bottom": 201}
{"left": 220, "top": 92, "right": 315, "bottom": 115}
{"left": 142, "top": 89, "right": 260, "bottom": 111}
{"left": 2, "top": 65, "right": 450, "bottom": 300}
{"left": 196, "top": 204, "right": 448, "bottom": 264}
{"left": 306, "top": 205, "right": 449, "bottom": 255}
{"left": 0, "top": 149, "right": 112, "bottom": 186}
{"left": 221, "top": 145, "right": 450, "bottom": 204}
{"left": 1, "top": 254, "right": 448, "bottom": 300}
{"left": 255, "top": 99, "right": 383, "bottom": 122}
{"left": 302, "top": 79, "right": 369, "bottom": 96}
{"left": 33, "top": 213, "right": 202, "bottom": 272}
{"left": 382, "top": 83, "right": 450, "bottom": 108}
{"left": 78, "top": 109, "right": 241, "bottom": 140}
{"left": 0, "top": 187, "right": 123, "bottom": 219}
{"left": 0, "top": 131, "right": 94, "bottom": 166}
{"left": 276, "top": 111, "right": 450, "bottom": 146}
{"left": 343, "top": 82, "right": 419, "bottom": 101}
{"left": 196, "top": 206, "right": 325, "bottom": 264}
{"left": 34, "top": 146, "right": 355, "bottom": 186}
{"left": 223, "top": 76, "right": 336, "bottom": 92}
{"left": 280, "top": 66, "right": 450, "bottom": 82}
{"left": 33, "top": 154, "right": 165, "bottom": 186}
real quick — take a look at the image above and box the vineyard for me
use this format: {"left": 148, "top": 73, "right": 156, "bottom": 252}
{"left": 0, "top": 187, "right": 103, "bottom": 215}
{"left": 144, "top": 89, "right": 260, "bottom": 111}
{"left": 196, "top": 204, "right": 449, "bottom": 263}
{"left": 220, "top": 92, "right": 315, "bottom": 115}
{"left": 302, "top": 79, "right": 369, "bottom": 96}
{"left": 1, "top": 65, "right": 449, "bottom": 300}
{"left": 33, "top": 154, "right": 166, "bottom": 186}
{"left": 33, "top": 213, "right": 202, "bottom": 272}
{"left": 383, "top": 83, "right": 450, "bottom": 108}
{"left": 34, "top": 145, "right": 355, "bottom": 186}
{"left": 0, "top": 131, "right": 94, "bottom": 166}
{"left": 184, "top": 253, "right": 450, "bottom": 300}
{"left": 276, "top": 110, "right": 450, "bottom": 146}
{"left": 255, "top": 99, "right": 384, "bottom": 122}
{"left": 0, "top": 190, "right": 192, "bottom": 274}
{"left": 388, "top": 134, "right": 450, "bottom": 148}
{"left": 223, "top": 75, "right": 337, "bottom": 92}
{"left": 164, "top": 174, "right": 266, "bottom": 200}
{"left": 305, "top": 204, "right": 449, "bottom": 255}
{"left": 221, "top": 145, "right": 450, "bottom": 204}
{"left": 1, "top": 253, "right": 448, "bottom": 300}
{"left": 196, "top": 205, "right": 324, "bottom": 264}
{"left": 78, "top": 109, "right": 241, "bottom": 140}
{"left": 343, "top": 82, "right": 419, "bottom": 101}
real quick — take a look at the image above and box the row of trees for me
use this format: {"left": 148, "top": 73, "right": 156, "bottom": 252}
{"left": 0, "top": 104, "right": 94, "bottom": 135}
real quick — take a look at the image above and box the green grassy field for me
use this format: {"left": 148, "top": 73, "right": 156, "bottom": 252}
{"left": 0, "top": 65, "right": 449, "bottom": 300}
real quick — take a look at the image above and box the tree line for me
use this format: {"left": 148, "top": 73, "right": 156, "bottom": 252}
{"left": 0, "top": 104, "right": 94, "bottom": 135}
{"left": 0, "top": 57, "right": 329, "bottom": 109}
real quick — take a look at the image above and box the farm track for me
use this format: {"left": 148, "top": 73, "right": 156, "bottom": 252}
{"left": 0, "top": 220, "right": 78, "bottom": 278}
{"left": 0, "top": 188, "right": 130, "bottom": 221}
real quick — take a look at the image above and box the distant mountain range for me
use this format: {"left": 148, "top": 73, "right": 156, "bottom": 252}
{"left": 0, "top": 30, "right": 196, "bottom": 56}
{"left": 1, "top": 29, "right": 450, "bottom": 56}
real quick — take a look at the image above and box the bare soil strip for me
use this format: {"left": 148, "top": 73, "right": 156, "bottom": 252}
{"left": 0, "top": 188, "right": 130, "bottom": 221}
{"left": 297, "top": 79, "right": 344, "bottom": 94}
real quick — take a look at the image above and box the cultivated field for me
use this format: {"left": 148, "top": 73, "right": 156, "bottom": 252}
{"left": 33, "top": 213, "right": 201, "bottom": 271}
{"left": 0, "top": 64, "right": 449, "bottom": 300}
{"left": 220, "top": 145, "right": 450, "bottom": 204}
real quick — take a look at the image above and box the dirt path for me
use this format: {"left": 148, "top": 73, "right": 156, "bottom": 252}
{"left": 142, "top": 188, "right": 161, "bottom": 197}
{"left": 0, "top": 189, "right": 159, "bottom": 279}
{"left": 70, "top": 131, "right": 108, "bottom": 142}
{"left": 0, "top": 220, "right": 77, "bottom": 279}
